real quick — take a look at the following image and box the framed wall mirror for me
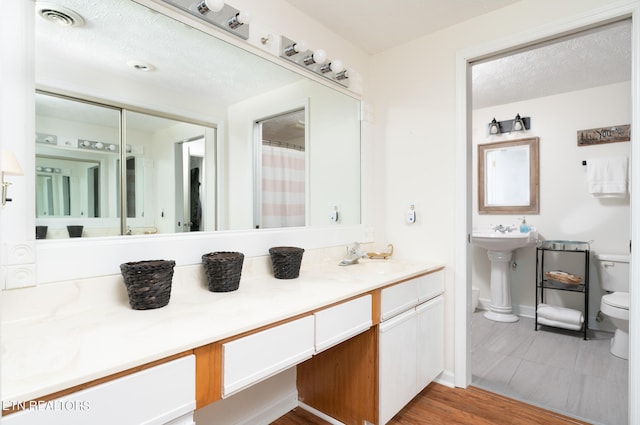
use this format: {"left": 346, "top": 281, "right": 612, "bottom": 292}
{"left": 478, "top": 137, "right": 540, "bottom": 214}
{"left": 34, "top": 0, "right": 361, "bottom": 239}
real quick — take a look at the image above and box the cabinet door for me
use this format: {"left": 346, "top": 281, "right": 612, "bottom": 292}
{"left": 314, "top": 295, "right": 372, "bottom": 353}
{"left": 380, "top": 279, "right": 418, "bottom": 321}
{"left": 416, "top": 295, "right": 444, "bottom": 390}
{"left": 378, "top": 309, "right": 417, "bottom": 425}
{"left": 3, "top": 355, "right": 195, "bottom": 425}
{"left": 222, "top": 316, "right": 314, "bottom": 397}
{"left": 416, "top": 270, "right": 444, "bottom": 303}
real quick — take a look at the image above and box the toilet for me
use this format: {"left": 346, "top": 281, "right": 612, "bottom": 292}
{"left": 596, "top": 253, "right": 630, "bottom": 359}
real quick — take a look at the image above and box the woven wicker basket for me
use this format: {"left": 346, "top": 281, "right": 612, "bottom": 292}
{"left": 545, "top": 271, "right": 583, "bottom": 285}
{"left": 120, "top": 260, "right": 175, "bottom": 310}
{"left": 202, "top": 251, "right": 244, "bottom": 292}
{"left": 269, "top": 246, "right": 304, "bottom": 279}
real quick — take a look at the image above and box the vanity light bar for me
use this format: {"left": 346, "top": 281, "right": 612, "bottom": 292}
{"left": 161, "top": 0, "right": 250, "bottom": 40}
{"left": 279, "top": 36, "right": 349, "bottom": 88}
{"left": 78, "top": 139, "right": 119, "bottom": 153}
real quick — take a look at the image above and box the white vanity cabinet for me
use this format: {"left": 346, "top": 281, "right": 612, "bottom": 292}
{"left": 314, "top": 294, "right": 372, "bottom": 353}
{"left": 378, "top": 271, "right": 444, "bottom": 424}
{"left": 3, "top": 355, "right": 196, "bottom": 425}
{"left": 222, "top": 315, "right": 315, "bottom": 397}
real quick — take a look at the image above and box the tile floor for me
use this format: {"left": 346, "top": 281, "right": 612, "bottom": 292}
{"left": 471, "top": 311, "right": 628, "bottom": 425}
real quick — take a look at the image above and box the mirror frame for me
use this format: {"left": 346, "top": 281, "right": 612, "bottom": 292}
{"left": 478, "top": 137, "right": 539, "bottom": 214}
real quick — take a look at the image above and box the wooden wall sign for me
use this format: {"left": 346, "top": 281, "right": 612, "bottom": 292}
{"left": 577, "top": 124, "right": 630, "bottom": 146}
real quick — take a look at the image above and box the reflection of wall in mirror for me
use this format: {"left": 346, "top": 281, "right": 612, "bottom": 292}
{"left": 485, "top": 146, "right": 530, "bottom": 206}
{"left": 226, "top": 79, "right": 360, "bottom": 230}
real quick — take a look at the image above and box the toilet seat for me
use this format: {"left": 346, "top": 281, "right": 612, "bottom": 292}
{"left": 602, "top": 292, "right": 630, "bottom": 309}
{"left": 601, "top": 292, "right": 629, "bottom": 321}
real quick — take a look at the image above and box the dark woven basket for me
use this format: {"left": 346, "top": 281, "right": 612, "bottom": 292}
{"left": 120, "top": 260, "right": 175, "bottom": 310}
{"left": 269, "top": 246, "right": 304, "bottom": 279}
{"left": 202, "top": 251, "right": 244, "bottom": 292}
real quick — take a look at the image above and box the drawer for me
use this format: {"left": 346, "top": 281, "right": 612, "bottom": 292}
{"left": 381, "top": 279, "right": 418, "bottom": 321}
{"left": 416, "top": 271, "right": 444, "bottom": 303}
{"left": 3, "top": 355, "right": 195, "bottom": 425}
{"left": 314, "top": 295, "right": 372, "bottom": 353}
{"left": 222, "top": 316, "right": 314, "bottom": 397}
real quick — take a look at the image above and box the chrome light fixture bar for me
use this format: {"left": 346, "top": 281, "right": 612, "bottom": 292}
{"left": 488, "top": 114, "right": 531, "bottom": 135}
{"left": 161, "top": 0, "right": 251, "bottom": 39}
{"left": 279, "top": 36, "right": 349, "bottom": 88}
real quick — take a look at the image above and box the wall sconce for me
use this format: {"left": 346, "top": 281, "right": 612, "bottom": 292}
{"left": 487, "top": 114, "right": 531, "bottom": 135}
{"left": 279, "top": 36, "right": 349, "bottom": 88}
{"left": 1, "top": 150, "right": 24, "bottom": 206}
{"left": 162, "top": 0, "right": 251, "bottom": 39}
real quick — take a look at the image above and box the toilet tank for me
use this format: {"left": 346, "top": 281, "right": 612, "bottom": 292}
{"left": 596, "top": 253, "right": 629, "bottom": 292}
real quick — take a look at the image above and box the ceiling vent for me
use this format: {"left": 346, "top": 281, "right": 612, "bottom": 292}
{"left": 35, "top": 2, "right": 85, "bottom": 27}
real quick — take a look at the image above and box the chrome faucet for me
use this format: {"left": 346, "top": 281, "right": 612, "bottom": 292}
{"left": 339, "top": 242, "right": 365, "bottom": 266}
{"left": 493, "top": 224, "right": 516, "bottom": 233}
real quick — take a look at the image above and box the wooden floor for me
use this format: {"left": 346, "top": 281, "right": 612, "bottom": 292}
{"left": 271, "top": 383, "right": 591, "bottom": 425}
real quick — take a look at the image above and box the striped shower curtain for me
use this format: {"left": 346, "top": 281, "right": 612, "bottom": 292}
{"left": 261, "top": 144, "right": 305, "bottom": 228}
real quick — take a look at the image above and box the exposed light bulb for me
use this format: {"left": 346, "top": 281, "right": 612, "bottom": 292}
{"left": 313, "top": 49, "right": 327, "bottom": 64}
{"left": 196, "top": 0, "right": 224, "bottom": 14}
{"left": 284, "top": 40, "right": 308, "bottom": 56}
{"left": 303, "top": 48, "right": 327, "bottom": 66}
{"left": 330, "top": 59, "right": 344, "bottom": 73}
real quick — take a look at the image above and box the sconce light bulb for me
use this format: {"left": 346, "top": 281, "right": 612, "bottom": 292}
{"left": 237, "top": 10, "right": 251, "bottom": 24}
{"left": 295, "top": 41, "right": 308, "bottom": 53}
{"left": 313, "top": 49, "right": 327, "bottom": 64}
{"left": 197, "top": 0, "right": 224, "bottom": 15}
{"left": 330, "top": 59, "right": 344, "bottom": 73}
{"left": 513, "top": 114, "right": 524, "bottom": 131}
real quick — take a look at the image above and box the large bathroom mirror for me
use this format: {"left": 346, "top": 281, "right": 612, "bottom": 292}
{"left": 478, "top": 137, "right": 539, "bottom": 214}
{"left": 34, "top": 0, "right": 361, "bottom": 238}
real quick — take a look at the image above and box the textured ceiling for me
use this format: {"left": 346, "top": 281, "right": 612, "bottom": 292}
{"left": 283, "top": 0, "right": 521, "bottom": 55}
{"left": 35, "top": 0, "right": 632, "bottom": 118}
{"left": 472, "top": 20, "right": 632, "bottom": 109}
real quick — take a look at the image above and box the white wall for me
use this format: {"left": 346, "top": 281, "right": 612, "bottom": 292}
{"left": 368, "top": 0, "right": 633, "bottom": 380}
{"left": 472, "top": 82, "right": 631, "bottom": 327}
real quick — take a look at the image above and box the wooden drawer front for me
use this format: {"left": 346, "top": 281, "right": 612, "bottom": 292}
{"left": 417, "top": 271, "right": 444, "bottom": 303}
{"left": 314, "top": 295, "right": 372, "bottom": 353}
{"left": 222, "top": 316, "right": 314, "bottom": 397}
{"left": 380, "top": 279, "right": 418, "bottom": 321}
{"left": 3, "top": 355, "right": 196, "bottom": 425}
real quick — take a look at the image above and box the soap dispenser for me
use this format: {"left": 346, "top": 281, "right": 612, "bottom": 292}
{"left": 519, "top": 217, "right": 530, "bottom": 233}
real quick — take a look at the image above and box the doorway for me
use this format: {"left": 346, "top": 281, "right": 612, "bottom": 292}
{"left": 455, "top": 5, "right": 640, "bottom": 424}
{"left": 175, "top": 137, "right": 205, "bottom": 232}
{"left": 254, "top": 109, "right": 306, "bottom": 229}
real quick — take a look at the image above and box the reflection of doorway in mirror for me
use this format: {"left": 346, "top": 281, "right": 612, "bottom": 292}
{"left": 255, "top": 109, "right": 306, "bottom": 229}
{"left": 175, "top": 137, "right": 205, "bottom": 232}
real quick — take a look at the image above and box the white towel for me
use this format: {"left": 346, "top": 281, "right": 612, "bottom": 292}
{"left": 536, "top": 316, "right": 583, "bottom": 331}
{"left": 586, "top": 157, "right": 628, "bottom": 198}
{"left": 537, "top": 303, "right": 584, "bottom": 327}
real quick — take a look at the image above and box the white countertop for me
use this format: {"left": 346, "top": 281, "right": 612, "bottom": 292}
{"left": 1, "top": 256, "right": 443, "bottom": 403}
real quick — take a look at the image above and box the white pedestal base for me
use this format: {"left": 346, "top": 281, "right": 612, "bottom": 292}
{"left": 484, "top": 250, "right": 519, "bottom": 323}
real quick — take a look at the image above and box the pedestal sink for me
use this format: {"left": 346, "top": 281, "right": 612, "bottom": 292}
{"left": 472, "top": 227, "right": 537, "bottom": 323}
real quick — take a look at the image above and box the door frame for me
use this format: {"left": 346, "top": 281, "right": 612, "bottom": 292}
{"left": 454, "top": 2, "right": 640, "bottom": 423}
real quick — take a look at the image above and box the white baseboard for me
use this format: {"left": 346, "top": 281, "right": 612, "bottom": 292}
{"left": 297, "top": 402, "right": 345, "bottom": 425}
{"left": 434, "top": 369, "right": 455, "bottom": 388}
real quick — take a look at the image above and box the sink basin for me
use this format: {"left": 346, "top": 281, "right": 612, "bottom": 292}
{"left": 471, "top": 229, "right": 537, "bottom": 252}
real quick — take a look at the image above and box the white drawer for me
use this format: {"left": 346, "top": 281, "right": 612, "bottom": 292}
{"left": 381, "top": 279, "right": 418, "bottom": 321}
{"left": 417, "top": 271, "right": 444, "bottom": 303}
{"left": 222, "top": 315, "right": 314, "bottom": 397}
{"left": 3, "top": 355, "right": 195, "bottom": 425}
{"left": 314, "top": 295, "right": 372, "bottom": 353}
